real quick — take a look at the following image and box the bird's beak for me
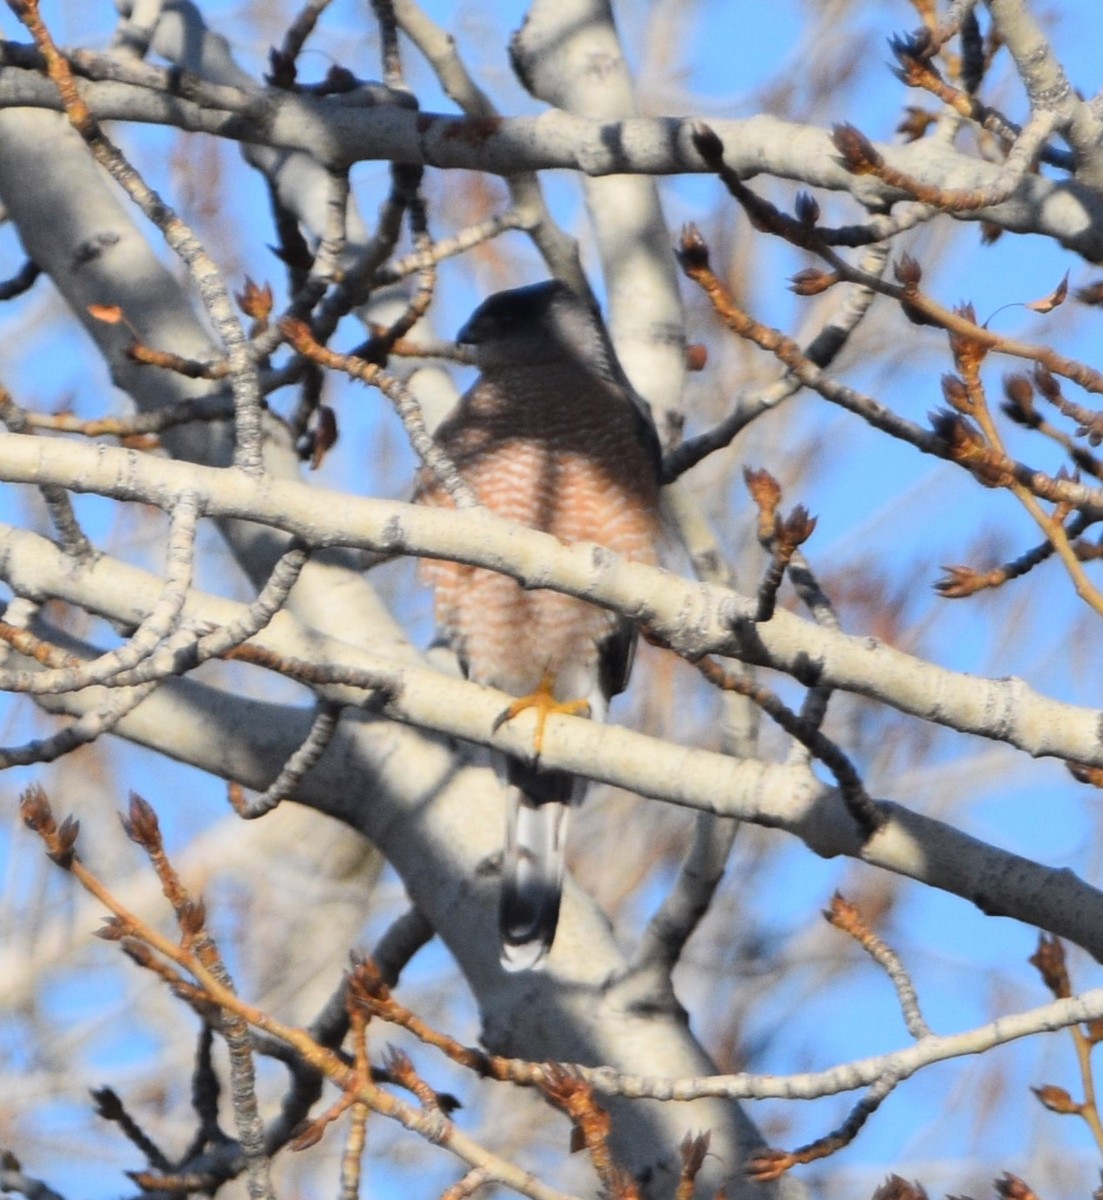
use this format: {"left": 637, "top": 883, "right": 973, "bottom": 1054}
{"left": 456, "top": 315, "right": 479, "bottom": 346}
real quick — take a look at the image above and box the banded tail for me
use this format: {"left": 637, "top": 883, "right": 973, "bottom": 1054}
{"left": 499, "top": 762, "right": 575, "bottom": 972}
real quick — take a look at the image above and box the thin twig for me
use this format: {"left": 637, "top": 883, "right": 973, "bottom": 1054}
{"left": 91, "top": 1087, "right": 175, "bottom": 1173}
{"left": 955, "top": 340, "right": 1103, "bottom": 618}
{"left": 0, "top": 389, "right": 95, "bottom": 558}
{"left": 0, "top": 1160, "right": 66, "bottom": 1200}
{"left": 439, "top": 1168, "right": 493, "bottom": 1200}
{"left": 630, "top": 810, "right": 738, "bottom": 976}
{"left": 270, "top": 0, "right": 335, "bottom": 85}
{"left": 234, "top": 701, "right": 341, "bottom": 817}
{"left": 0, "top": 494, "right": 199, "bottom": 695}
{"left": 0, "top": 258, "right": 40, "bottom": 300}
{"left": 691, "top": 129, "right": 1103, "bottom": 395}
{"left": 0, "top": 679, "right": 160, "bottom": 767}
{"left": 663, "top": 240, "right": 889, "bottom": 481}
{"left": 90, "top": 542, "right": 310, "bottom": 689}
{"left": 746, "top": 1072, "right": 898, "bottom": 1181}
{"left": 692, "top": 655, "right": 883, "bottom": 839}
{"left": 281, "top": 318, "right": 474, "bottom": 506}
{"left": 371, "top": 0, "right": 405, "bottom": 93}
{"left": 831, "top": 109, "right": 1058, "bottom": 211}
{"left": 374, "top": 209, "right": 530, "bottom": 285}
{"left": 676, "top": 224, "right": 1100, "bottom": 513}
{"left": 392, "top": 0, "right": 588, "bottom": 288}
{"left": 825, "top": 893, "right": 930, "bottom": 1039}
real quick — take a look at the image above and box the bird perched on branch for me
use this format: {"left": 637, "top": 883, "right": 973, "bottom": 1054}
{"left": 416, "top": 280, "right": 662, "bottom": 971}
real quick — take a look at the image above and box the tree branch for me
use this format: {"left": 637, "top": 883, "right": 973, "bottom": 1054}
{"left": 7, "top": 528, "right": 1103, "bottom": 970}
{"left": 1, "top": 436, "right": 1101, "bottom": 768}
{"left": 0, "top": 69, "right": 1098, "bottom": 253}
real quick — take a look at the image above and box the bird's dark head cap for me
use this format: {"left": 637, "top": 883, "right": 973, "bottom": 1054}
{"left": 456, "top": 279, "right": 590, "bottom": 350}
{"left": 455, "top": 279, "right": 661, "bottom": 466}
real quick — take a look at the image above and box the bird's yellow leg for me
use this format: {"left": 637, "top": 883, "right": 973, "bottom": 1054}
{"left": 491, "top": 671, "right": 590, "bottom": 758}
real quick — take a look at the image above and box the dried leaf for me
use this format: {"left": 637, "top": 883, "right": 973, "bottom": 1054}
{"left": 1025, "top": 272, "right": 1069, "bottom": 314}
{"left": 87, "top": 303, "right": 125, "bottom": 323}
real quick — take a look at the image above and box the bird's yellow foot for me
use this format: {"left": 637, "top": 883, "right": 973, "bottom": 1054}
{"left": 492, "top": 671, "right": 590, "bottom": 760}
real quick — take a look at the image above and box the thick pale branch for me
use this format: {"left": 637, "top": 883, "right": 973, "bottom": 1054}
{"left": 6, "top": 527, "right": 1103, "bottom": 967}
{"left": 0, "top": 434, "right": 1100, "bottom": 768}
{"left": 511, "top": 0, "right": 686, "bottom": 427}
{"left": 987, "top": 0, "right": 1103, "bottom": 183}
{"left": 0, "top": 68, "right": 1098, "bottom": 252}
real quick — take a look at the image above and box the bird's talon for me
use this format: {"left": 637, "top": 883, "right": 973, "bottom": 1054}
{"left": 492, "top": 672, "right": 590, "bottom": 759}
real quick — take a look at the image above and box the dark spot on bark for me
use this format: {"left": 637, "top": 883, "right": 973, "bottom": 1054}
{"left": 443, "top": 116, "right": 503, "bottom": 145}
{"left": 791, "top": 650, "right": 824, "bottom": 687}
{"left": 380, "top": 515, "right": 403, "bottom": 550}
{"left": 72, "top": 231, "right": 120, "bottom": 268}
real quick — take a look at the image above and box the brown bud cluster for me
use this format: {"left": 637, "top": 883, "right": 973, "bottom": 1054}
{"left": 121, "top": 792, "right": 162, "bottom": 851}
{"left": 995, "top": 1173, "right": 1039, "bottom": 1200}
{"left": 1029, "top": 932, "right": 1070, "bottom": 999}
{"left": 831, "top": 123, "right": 884, "bottom": 175}
{"left": 897, "top": 106, "right": 936, "bottom": 142}
{"left": 935, "top": 565, "right": 990, "bottom": 599}
{"left": 794, "top": 192, "right": 820, "bottom": 226}
{"left": 20, "top": 785, "right": 80, "bottom": 869}
{"left": 678, "top": 224, "right": 711, "bottom": 271}
{"left": 1001, "top": 375, "right": 1038, "bottom": 428}
{"left": 940, "top": 374, "right": 971, "bottom": 414}
{"left": 894, "top": 254, "right": 923, "bottom": 290}
{"left": 1031, "top": 1084, "right": 1079, "bottom": 1115}
{"left": 790, "top": 268, "right": 838, "bottom": 296}
{"left": 236, "top": 277, "right": 274, "bottom": 322}
{"left": 872, "top": 1176, "right": 929, "bottom": 1200}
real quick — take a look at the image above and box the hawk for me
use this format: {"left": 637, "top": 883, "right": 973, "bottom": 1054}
{"left": 416, "top": 280, "right": 662, "bottom": 971}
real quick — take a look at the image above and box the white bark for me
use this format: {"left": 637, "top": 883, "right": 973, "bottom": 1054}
{"left": 0, "top": 435, "right": 1096, "bottom": 767}
{"left": 511, "top": 0, "right": 687, "bottom": 436}
{"left": 4, "top": 520, "right": 1102, "bottom": 963}
{"left": 0, "top": 74, "right": 1100, "bottom": 253}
